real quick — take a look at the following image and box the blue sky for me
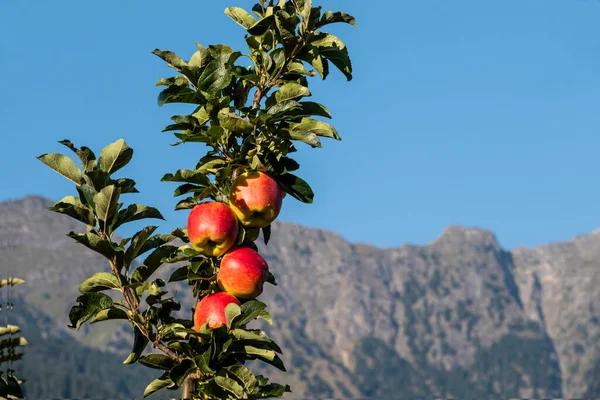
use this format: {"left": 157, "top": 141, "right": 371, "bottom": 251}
{"left": 1, "top": 0, "right": 599, "bottom": 250}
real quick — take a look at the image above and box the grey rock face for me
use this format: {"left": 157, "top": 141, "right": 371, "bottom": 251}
{"left": 1, "top": 196, "right": 597, "bottom": 398}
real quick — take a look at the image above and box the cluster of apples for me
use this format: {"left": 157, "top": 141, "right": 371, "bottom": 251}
{"left": 188, "top": 171, "right": 283, "bottom": 331}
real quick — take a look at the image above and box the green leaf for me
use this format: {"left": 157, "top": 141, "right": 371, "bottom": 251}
{"left": 287, "top": 129, "right": 321, "bottom": 148}
{"left": 195, "top": 348, "right": 216, "bottom": 374}
{"left": 288, "top": 117, "right": 340, "bottom": 141}
{"left": 189, "top": 43, "right": 211, "bottom": 69}
{"left": 297, "top": 45, "right": 328, "bottom": 80}
{"left": 169, "top": 359, "right": 196, "bottom": 386}
{"left": 84, "top": 169, "right": 112, "bottom": 191}
{"left": 275, "top": 173, "right": 314, "bottom": 204}
{"left": 197, "top": 56, "right": 235, "bottom": 98}
{"left": 138, "top": 233, "right": 177, "bottom": 256}
{"left": 309, "top": 32, "right": 352, "bottom": 81}
{"left": 160, "top": 246, "right": 201, "bottom": 263}
{"left": 49, "top": 196, "right": 95, "bottom": 226}
{"left": 78, "top": 272, "right": 121, "bottom": 293}
{"left": 115, "top": 204, "right": 164, "bottom": 230}
{"left": 132, "top": 245, "right": 178, "bottom": 283}
{"left": 265, "top": 100, "right": 302, "bottom": 119}
{"left": 218, "top": 110, "right": 255, "bottom": 134}
{"left": 247, "top": 15, "right": 274, "bottom": 36}
{"left": 266, "top": 271, "right": 278, "bottom": 286}
{"left": 263, "top": 225, "right": 271, "bottom": 245}
{"left": 68, "top": 292, "right": 113, "bottom": 329}
{"left": 139, "top": 354, "right": 177, "bottom": 370}
{"left": 98, "top": 138, "right": 134, "bottom": 174}
{"left": 37, "top": 153, "right": 82, "bottom": 184}
{"left": 152, "top": 49, "right": 187, "bottom": 70}
{"left": 94, "top": 186, "right": 121, "bottom": 234}
{"left": 175, "top": 197, "right": 199, "bottom": 211}
{"left": 226, "top": 303, "right": 242, "bottom": 328}
{"left": 197, "top": 158, "right": 228, "bottom": 174}
{"left": 243, "top": 346, "right": 286, "bottom": 371}
{"left": 124, "top": 226, "right": 159, "bottom": 267}
{"left": 171, "top": 227, "right": 190, "bottom": 243}
{"left": 161, "top": 169, "right": 211, "bottom": 185}
{"left": 156, "top": 76, "right": 189, "bottom": 87}
{"left": 114, "top": 177, "right": 139, "bottom": 194}
{"left": 67, "top": 231, "right": 115, "bottom": 260}
{"left": 143, "top": 373, "right": 173, "bottom": 398}
{"left": 214, "top": 376, "right": 245, "bottom": 399}
{"left": 231, "top": 301, "right": 268, "bottom": 328}
{"left": 230, "top": 329, "right": 274, "bottom": 344}
{"left": 59, "top": 139, "right": 97, "bottom": 171}
{"left": 286, "top": 61, "right": 316, "bottom": 76}
{"left": 257, "top": 383, "right": 292, "bottom": 398}
{"left": 89, "top": 307, "right": 129, "bottom": 323}
{"left": 224, "top": 364, "right": 258, "bottom": 394}
{"left": 316, "top": 11, "right": 357, "bottom": 28}
{"left": 225, "top": 7, "right": 257, "bottom": 29}
{"left": 168, "top": 266, "right": 189, "bottom": 283}
{"left": 274, "top": 83, "right": 310, "bottom": 103}
{"left": 157, "top": 85, "right": 200, "bottom": 107}
{"left": 123, "top": 326, "right": 149, "bottom": 364}
{"left": 294, "top": 102, "right": 331, "bottom": 118}
{"left": 76, "top": 185, "right": 98, "bottom": 209}
{"left": 274, "top": 10, "right": 299, "bottom": 53}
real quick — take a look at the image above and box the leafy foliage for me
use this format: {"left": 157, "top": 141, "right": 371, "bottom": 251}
{"left": 37, "top": 1, "right": 354, "bottom": 399}
{"left": 0, "top": 278, "right": 26, "bottom": 399}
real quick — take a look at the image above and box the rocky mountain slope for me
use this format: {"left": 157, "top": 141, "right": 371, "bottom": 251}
{"left": 1, "top": 196, "right": 598, "bottom": 399}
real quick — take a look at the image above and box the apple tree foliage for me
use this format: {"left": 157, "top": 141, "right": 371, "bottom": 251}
{"left": 0, "top": 278, "right": 26, "bottom": 399}
{"left": 37, "top": 1, "right": 355, "bottom": 398}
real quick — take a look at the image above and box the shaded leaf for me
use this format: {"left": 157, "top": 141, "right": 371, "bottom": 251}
{"left": 139, "top": 354, "right": 177, "bottom": 370}
{"left": 89, "top": 307, "right": 129, "bottom": 323}
{"left": 161, "top": 169, "right": 211, "bottom": 185}
{"left": 123, "top": 326, "right": 149, "bottom": 364}
{"left": 143, "top": 373, "right": 173, "bottom": 398}
{"left": 247, "top": 15, "right": 274, "bottom": 36}
{"left": 114, "top": 177, "right": 139, "bottom": 194}
{"left": 168, "top": 266, "right": 189, "bottom": 283}
{"left": 297, "top": 45, "right": 328, "bottom": 80}
{"left": 67, "top": 231, "right": 115, "bottom": 260}
{"left": 49, "top": 196, "right": 95, "bottom": 226}
{"left": 196, "top": 348, "right": 216, "bottom": 374}
{"left": 169, "top": 359, "right": 196, "bottom": 386}
{"left": 68, "top": 293, "right": 113, "bottom": 329}
{"left": 275, "top": 173, "right": 314, "bottom": 204}
{"left": 59, "top": 139, "right": 97, "bottom": 171}
{"left": 124, "top": 226, "right": 159, "bottom": 267}
{"left": 309, "top": 32, "right": 352, "bottom": 81}
{"left": 115, "top": 204, "right": 164, "bottom": 230}
{"left": 316, "top": 11, "right": 357, "bottom": 28}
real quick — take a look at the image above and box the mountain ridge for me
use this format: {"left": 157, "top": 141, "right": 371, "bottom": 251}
{"left": 1, "top": 195, "right": 598, "bottom": 399}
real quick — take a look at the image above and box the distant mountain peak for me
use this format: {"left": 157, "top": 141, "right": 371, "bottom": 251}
{"left": 434, "top": 225, "right": 500, "bottom": 248}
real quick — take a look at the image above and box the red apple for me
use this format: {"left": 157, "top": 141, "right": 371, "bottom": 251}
{"left": 194, "top": 292, "right": 241, "bottom": 330}
{"left": 229, "top": 171, "right": 283, "bottom": 228}
{"left": 218, "top": 247, "right": 269, "bottom": 299}
{"left": 187, "top": 202, "right": 239, "bottom": 257}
